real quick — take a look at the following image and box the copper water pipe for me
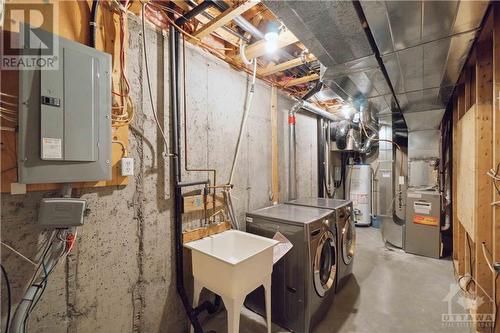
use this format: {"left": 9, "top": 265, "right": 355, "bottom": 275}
{"left": 182, "top": 36, "right": 217, "bottom": 213}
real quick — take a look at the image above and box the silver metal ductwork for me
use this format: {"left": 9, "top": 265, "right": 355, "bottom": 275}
{"left": 297, "top": 100, "right": 343, "bottom": 122}
{"left": 264, "top": 1, "right": 396, "bottom": 118}
{"left": 357, "top": 102, "right": 379, "bottom": 154}
{"left": 377, "top": 114, "right": 403, "bottom": 248}
{"left": 361, "top": 1, "right": 488, "bottom": 115}
{"left": 264, "top": 0, "right": 488, "bottom": 123}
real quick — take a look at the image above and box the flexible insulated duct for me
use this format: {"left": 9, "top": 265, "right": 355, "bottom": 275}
{"left": 328, "top": 121, "right": 349, "bottom": 150}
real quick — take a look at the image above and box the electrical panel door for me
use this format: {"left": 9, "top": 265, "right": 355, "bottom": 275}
{"left": 18, "top": 30, "right": 112, "bottom": 183}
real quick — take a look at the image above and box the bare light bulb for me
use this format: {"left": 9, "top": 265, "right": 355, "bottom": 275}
{"left": 341, "top": 105, "right": 354, "bottom": 120}
{"left": 264, "top": 31, "right": 279, "bottom": 54}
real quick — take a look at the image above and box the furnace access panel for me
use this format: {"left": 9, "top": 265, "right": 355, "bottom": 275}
{"left": 18, "top": 31, "right": 112, "bottom": 184}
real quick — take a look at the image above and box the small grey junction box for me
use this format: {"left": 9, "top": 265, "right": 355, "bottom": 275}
{"left": 38, "top": 198, "right": 86, "bottom": 228}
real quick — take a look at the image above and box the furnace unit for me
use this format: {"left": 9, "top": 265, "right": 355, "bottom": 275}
{"left": 404, "top": 190, "right": 441, "bottom": 258}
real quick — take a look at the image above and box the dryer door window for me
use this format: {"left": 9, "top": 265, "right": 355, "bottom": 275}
{"left": 313, "top": 231, "right": 337, "bottom": 297}
{"left": 342, "top": 218, "right": 355, "bottom": 265}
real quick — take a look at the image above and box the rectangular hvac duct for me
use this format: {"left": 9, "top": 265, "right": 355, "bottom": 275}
{"left": 361, "top": 1, "right": 488, "bottom": 115}
{"left": 264, "top": 0, "right": 394, "bottom": 116}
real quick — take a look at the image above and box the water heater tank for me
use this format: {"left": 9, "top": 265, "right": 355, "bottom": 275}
{"left": 346, "top": 164, "right": 372, "bottom": 226}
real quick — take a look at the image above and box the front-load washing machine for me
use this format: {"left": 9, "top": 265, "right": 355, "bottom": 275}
{"left": 287, "top": 198, "right": 355, "bottom": 292}
{"left": 245, "top": 204, "right": 337, "bottom": 333}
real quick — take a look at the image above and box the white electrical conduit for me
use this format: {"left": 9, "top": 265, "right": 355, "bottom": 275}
{"left": 9, "top": 228, "right": 76, "bottom": 333}
{"left": 229, "top": 60, "right": 257, "bottom": 184}
{"left": 226, "top": 55, "right": 258, "bottom": 230}
{"left": 239, "top": 41, "right": 253, "bottom": 66}
{"left": 142, "top": 3, "right": 174, "bottom": 158}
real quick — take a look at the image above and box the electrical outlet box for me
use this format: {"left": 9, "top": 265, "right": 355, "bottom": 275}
{"left": 18, "top": 29, "right": 112, "bottom": 184}
{"left": 38, "top": 198, "right": 86, "bottom": 228}
{"left": 120, "top": 157, "right": 134, "bottom": 176}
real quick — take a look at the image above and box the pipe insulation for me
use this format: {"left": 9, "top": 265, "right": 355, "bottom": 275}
{"left": 296, "top": 100, "right": 343, "bottom": 122}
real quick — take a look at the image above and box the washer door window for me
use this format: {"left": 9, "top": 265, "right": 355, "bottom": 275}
{"left": 342, "top": 219, "right": 356, "bottom": 265}
{"left": 313, "top": 231, "right": 337, "bottom": 297}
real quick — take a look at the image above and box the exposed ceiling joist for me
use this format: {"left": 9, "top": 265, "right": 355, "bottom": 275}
{"left": 172, "top": 0, "right": 240, "bottom": 46}
{"left": 258, "top": 54, "right": 316, "bottom": 76}
{"left": 193, "top": 1, "right": 260, "bottom": 39}
{"left": 195, "top": 18, "right": 240, "bottom": 45}
{"left": 243, "top": 29, "right": 298, "bottom": 60}
{"left": 172, "top": 1, "right": 190, "bottom": 11}
{"left": 282, "top": 73, "right": 319, "bottom": 87}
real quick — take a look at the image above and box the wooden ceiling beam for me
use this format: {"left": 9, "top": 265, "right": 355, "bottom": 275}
{"left": 243, "top": 29, "right": 299, "bottom": 60}
{"left": 172, "top": 1, "right": 190, "bottom": 11}
{"left": 173, "top": 1, "right": 241, "bottom": 46}
{"left": 258, "top": 53, "right": 316, "bottom": 76}
{"left": 192, "top": 17, "right": 239, "bottom": 46}
{"left": 281, "top": 73, "right": 319, "bottom": 87}
{"left": 193, "top": 1, "right": 260, "bottom": 39}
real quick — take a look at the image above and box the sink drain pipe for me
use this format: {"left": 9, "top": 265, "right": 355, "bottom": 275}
{"left": 169, "top": 24, "right": 221, "bottom": 333}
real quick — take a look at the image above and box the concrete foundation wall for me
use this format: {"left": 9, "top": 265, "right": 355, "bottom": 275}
{"left": 0, "top": 16, "right": 318, "bottom": 333}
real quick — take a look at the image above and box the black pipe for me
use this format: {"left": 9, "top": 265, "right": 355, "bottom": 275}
{"left": 185, "top": 0, "right": 250, "bottom": 43}
{"left": 341, "top": 153, "right": 348, "bottom": 199}
{"left": 303, "top": 81, "right": 323, "bottom": 101}
{"left": 89, "top": 0, "right": 99, "bottom": 48}
{"left": 170, "top": 24, "right": 222, "bottom": 333}
{"left": 193, "top": 296, "right": 222, "bottom": 316}
{"left": 317, "top": 118, "right": 325, "bottom": 198}
{"left": 175, "top": 1, "right": 215, "bottom": 26}
{"left": 170, "top": 25, "right": 205, "bottom": 333}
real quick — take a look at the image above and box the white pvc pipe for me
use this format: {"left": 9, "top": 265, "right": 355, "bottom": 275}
{"left": 228, "top": 60, "right": 257, "bottom": 184}
{"left": 239, "top": 42, "right": 253, "bottom": 66}
{"left": 227, "top": 60, "right": 258, "bottom": 230}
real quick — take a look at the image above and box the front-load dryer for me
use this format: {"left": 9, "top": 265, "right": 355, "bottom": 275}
{"left": 287, "top": 198, "right": 355, "bottom": 292}
{"left": 245, "top": 204, "right": 337, "bottom": 333}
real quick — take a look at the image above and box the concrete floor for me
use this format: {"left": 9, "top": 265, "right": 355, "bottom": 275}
{"left": 204, "top": 227, "right": 468, "bottom": 333}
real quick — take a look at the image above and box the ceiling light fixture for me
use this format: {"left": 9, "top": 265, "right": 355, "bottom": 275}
{"left": 265, "top": 32, "right": 279, "bottom": 54}
{"left": 341, "top": 105, "right": 355, "bottom": 120}
{"left": 265, "top": 22, "right": 281, "bottom": 54}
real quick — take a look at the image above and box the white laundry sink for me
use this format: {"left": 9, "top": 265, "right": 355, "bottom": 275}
{"left": 184, "top": 230, "right": 279, "bottom": 298}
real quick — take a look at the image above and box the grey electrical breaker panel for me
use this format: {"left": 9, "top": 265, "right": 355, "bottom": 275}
{"left": 18, "top": 30, "right": 112, "bottom": 183}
